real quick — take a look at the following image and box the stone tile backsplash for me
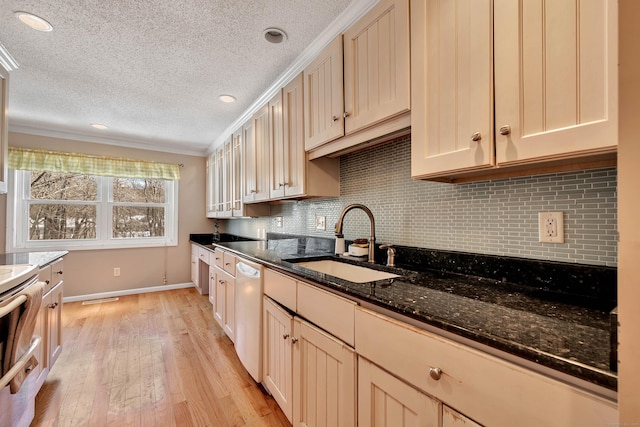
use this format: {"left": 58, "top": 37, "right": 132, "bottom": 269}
{"left": 224, "top": 137, "right": 617, "bottom": 267}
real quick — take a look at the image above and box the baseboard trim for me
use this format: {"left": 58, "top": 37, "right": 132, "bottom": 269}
{"left": 63, "top": 282, "right": 196, "bottom": 303}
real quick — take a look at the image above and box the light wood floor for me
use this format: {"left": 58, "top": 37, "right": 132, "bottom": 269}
{"left": 32, "top": 288, "right": 290, "bottom": 427}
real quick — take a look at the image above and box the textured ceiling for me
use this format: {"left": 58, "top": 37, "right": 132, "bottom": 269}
{"left": 0, "top": 0, "right": 356, "bottom": 154}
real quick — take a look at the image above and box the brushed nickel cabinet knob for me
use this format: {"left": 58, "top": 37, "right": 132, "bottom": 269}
{"left": 499, "top": 125, "right": 511, "bottom": 135}
{"left": 429, "top": 367, "right": 443, "bottom": 380}
{"left": 471, "top": 132, "right": 482, "bottom": 142}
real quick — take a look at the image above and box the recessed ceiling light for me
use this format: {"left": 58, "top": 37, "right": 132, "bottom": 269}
{"left": 263, "top": 28, "right": 287, "bottom": 44}
{"left": 219, "top": 95, "right": 236, "bottom": 103}
{"left": 91, "top": 123, "right": 108, "bottom": 130}
{"left": 15, "top": 12, "right": 53, "bottom": 32}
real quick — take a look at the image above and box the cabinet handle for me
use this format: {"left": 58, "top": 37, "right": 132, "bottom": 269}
{"left": 471, "top": 132, "right": 482, "bottom": 142}
{"left": 55, "top": 270, "right": 63, "bottom": 275}
{"left": 429, "top": 367, "right": 443, "bottom": 381}
{"left": 225, "top": 262, "right": 230, "bottom": 266}
{"left": 291, "top": 337, "right": 299, "bottom": 344}
{"left": 45, "top": 280, "right": 50, "bottom": 285}
{"left": 283, "top": 333, "right": 289, "bottom": 340}
{"left": 343, "top": 112, "right": 350, "bottom": 118}
{"left": 278, "top": 183, "right": 284, "bottom": 188}
{"left": 332, "top": 115, "right": 339, "bottom": 122}
{"left": 499, "top": 125, "right": 511, "bottom": 135}
{"left": 48, "top": 302, "right": 59, "bottom": 309}
{"left": 250, "top": 189, "right": 256, "bottom": 194}
{"left": 218, "top": 280, "right": 225, "bottom": 284}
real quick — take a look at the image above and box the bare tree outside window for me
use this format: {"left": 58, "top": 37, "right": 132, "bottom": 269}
{"left": 27, "top": 173, "right": 167, "bottom": 241}
{"left": 29, "top": 171, "right": 97, "bottom": 240}
{"left": 112, "top": 178, "right": 166, "bottom": 238}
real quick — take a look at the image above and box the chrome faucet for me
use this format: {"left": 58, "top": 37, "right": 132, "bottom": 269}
{"left": 335, "top": 204, "right": 376, "bottom": 263}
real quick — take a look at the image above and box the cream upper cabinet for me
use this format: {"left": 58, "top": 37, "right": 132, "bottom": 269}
{"left": 304, "top": 0, "right": 411, "bottom": 157}
{"left": 303, "top": 36, "right": 344, "bottom": 151}
{"left": 205, "top": 152, "right": 217, "bottom": 217}
{"left": 411, "top": 0, "right": 618, "bottom": 182}
{"left": 411, "top": 0, "right": 494, "bottom": 178}
{"left": 494, "top": 0, "right": 617, "bottom": 165}
{"left": 268, "top": 89, "right": 285, "bottom": 199}
{"left": 343, "top": 0, "right": 410, "bottom": 135}
{"left": 279, "top": 73, "right": 306, "bottom": 198}
{"left": 230, "top": 129, "right": 243, "bottom": 216}
{"left": 243, "top": 105, "right": 271, "bottom": 203}
{"left": 359, "top": 357, "right": 441, "bottom": 427}
{"left": 0, "top": 63, "right": 9, "bottom": 194}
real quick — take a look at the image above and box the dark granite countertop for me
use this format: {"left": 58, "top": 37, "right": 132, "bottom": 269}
{"left": 0, "top": 251, "right": 68, "bottom": 268}
{"left": 191, "top": 233, "right": 617, "bottom": 391}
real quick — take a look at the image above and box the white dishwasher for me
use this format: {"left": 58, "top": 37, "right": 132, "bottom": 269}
{"left": 234, "top": 258, "right": 263, "bottom": 383}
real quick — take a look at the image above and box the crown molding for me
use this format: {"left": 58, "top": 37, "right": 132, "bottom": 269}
{"left": 208, "top": 0, "right": 380, "bottom": 153}
{"left": 9, "top": 124, "right": 208, "bottom": 157}
{"left": 0, "top": 42, "right": 19, "bottom": 71}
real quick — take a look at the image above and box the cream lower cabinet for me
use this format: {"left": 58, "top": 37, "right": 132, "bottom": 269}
{"left": 359, "top": 357, "right": 441, "bottom": 427}
{"left": 33, "top": 258, "right": 65, "bottom": 393}
{"left": 263, "top": 296, "right": 294, "bottom": 421}
{"left": 263, "top": 268, "right": 356, "bottom": 426}
{"left": 208, "top": 265, "right": 215, "bottom": 306}
{"left": 214, "top": 266, "right": 235, "bottom": 342}
{"left": 411, "top": 0, "right": 617, "bottom": 182}
{"left": 355, "top": 307, "right": 617, "bottom": 427}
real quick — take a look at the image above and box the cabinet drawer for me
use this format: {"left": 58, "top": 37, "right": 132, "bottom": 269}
{"left": 197, "top": 246, "right": 209, "bottom": 264}
{"left": 264, "top": 269, "right": 297, "bottom": 312}
{"left": 222, "top": 252, "right": 236, "bottom": 276}
{"left": 354, "top": 307, "right": 617, "bottom": 427}
{"left": 213, "top": 248, "right": 224, "bottom": 269}
{"left": 50, "top": 258, "right": 64, "bottom": 287}
{"left": 39, "top": 265, "right": 52, "bottom": 293}
{"left": 297, "top": 282, "right": 355, "bottom": 347}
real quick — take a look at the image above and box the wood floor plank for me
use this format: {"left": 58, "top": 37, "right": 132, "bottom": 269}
{"left": 32, "top": 288, "right": 290, "bottom": 427}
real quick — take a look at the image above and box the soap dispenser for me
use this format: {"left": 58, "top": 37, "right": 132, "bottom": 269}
{"left": 334, "top": 233, "right": 345, "bottom": 255}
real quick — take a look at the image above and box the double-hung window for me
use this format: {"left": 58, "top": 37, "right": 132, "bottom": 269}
{"left": 7, "top": 148, "right": 180, "bottom": 251}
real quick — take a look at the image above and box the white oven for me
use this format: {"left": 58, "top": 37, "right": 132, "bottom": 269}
{"left": 0, "top": 264, "right": 42, "bottom": 427}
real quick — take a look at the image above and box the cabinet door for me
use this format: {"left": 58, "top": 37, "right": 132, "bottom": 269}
{"left": 292, "top": 317, "right": 356, "bottom": 427}
{"left": 269, "top": 90, "right": 285, "bottom": 199}
{"left": 247, "top": 104, "right": 271, "bottom": 202}
{"left": 190, "top": 246, "right": 199, "bottom": 289}
{"left": 47, "top": 282, "right": 63, "bottom": 368}
{"left": 359, "top": 358, "right": 441, "bottom": 427}
{"left": 215, "top": 146, "right": 225, "bottom": 214}
{"left": 263, "top": 296, "right": 294, "bottom": 423}
{"left": 443, "top": 405, "right": 483, "bottom": 427}
{"left": 208, "top": 265, "right": 215, "bottom": 306}
{"left": 494, "top": 0, "right": 617, "bottom": 165}
{"left": 282, "top": 73, "right": 306, "bottom": 197}
{"left": 231, "top": 129, "right": 244, "bottom": 216}
{"left": 242, "top": 118, "right": 257, "bottom": 203}
{"left": 0, "top": 63, "right": 8, "bottom": 194}
{"left": 214, "top": 268, "right": 225, "bottom": 328}
{"left": 205, "top": 152, "right": 216, "bottom": 217}
{"left": 303, "top": 36, "right": 344, "bottom": 151}
{"left": 33, "top": 296, "right": 49, "bottom": 391}
{"left": 343, "top": 0, "right": 411, "bottom": 135}
{"left": 223, "top": 274, "right": 235, "bottom": 342}
{"left": 411, "top": 0, "right": 494, "bottom": 179}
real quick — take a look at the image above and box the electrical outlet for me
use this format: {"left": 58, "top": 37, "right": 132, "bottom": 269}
{"left": 114, "top": 267, "right": 121, "bottom": 277}
{"left": 539, "top": 212, "right": 564, "bottom": 243}
{"left": 315, "top": 215, "right": 326, "bottom": 230}
{"left": 275, "top": 216, "right": 283, "bottom": 228}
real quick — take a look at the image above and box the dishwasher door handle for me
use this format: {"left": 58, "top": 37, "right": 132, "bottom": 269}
{"left": 236, "top": 262, "right": 260, "bottom": 278}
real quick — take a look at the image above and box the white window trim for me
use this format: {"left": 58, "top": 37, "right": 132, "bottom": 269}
{"left": 7, "top": 170, "right": 179, "bottom": 252}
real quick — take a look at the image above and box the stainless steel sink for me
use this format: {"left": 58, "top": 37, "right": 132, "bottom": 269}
{"left": 292, "top": 259, "right": 399, "bottom": 283}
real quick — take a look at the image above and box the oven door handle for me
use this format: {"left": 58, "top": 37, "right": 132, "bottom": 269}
{"left": 0, "top": 294, "right": 28, "bottom": 319}
{"left": 0, "top": 335, "right": 41, "bottom": 389}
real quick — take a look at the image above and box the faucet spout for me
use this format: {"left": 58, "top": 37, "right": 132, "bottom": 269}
{"left": 335, "top": 204, "right": 376, "bottom": 263}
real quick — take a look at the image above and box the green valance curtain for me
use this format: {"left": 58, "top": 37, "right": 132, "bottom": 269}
{"left": 8, "top": 147, "right": 181, "bottom": 180}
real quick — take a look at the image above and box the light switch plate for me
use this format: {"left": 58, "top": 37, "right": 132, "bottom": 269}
{"left": 275, "top": 216, "right": 283, "bottom": 228}
{"left": 539, "top": 212, "right": 564, "bottom": 243}
{"left": 315, "top": 216, "right": 326, "bottom": 230}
